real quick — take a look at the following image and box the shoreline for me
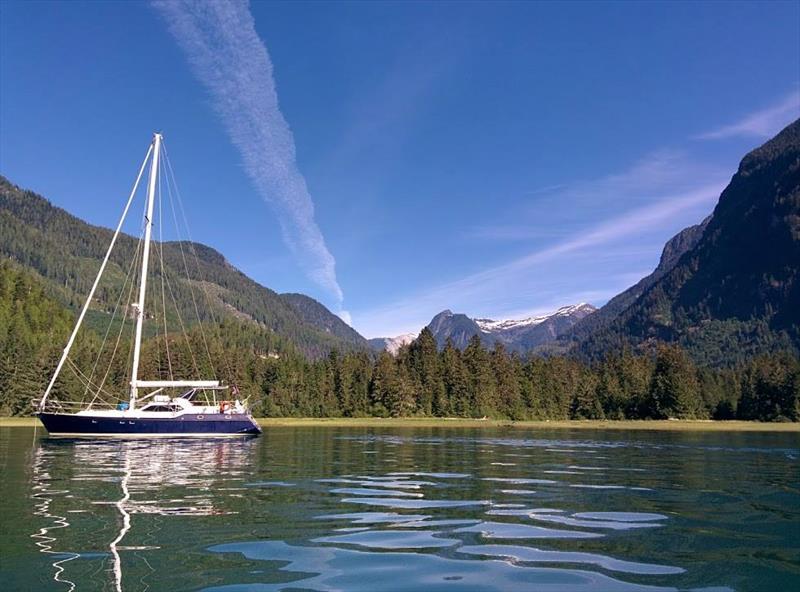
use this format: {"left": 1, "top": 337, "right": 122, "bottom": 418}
{"left": 1, "top": 417, "right": 798, "bottom": 432}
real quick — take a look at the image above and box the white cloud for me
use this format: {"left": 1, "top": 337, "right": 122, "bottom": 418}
{"left": 465, "top": 150, "right": 721, "bottom": 243}
{"left": 152, "top": 0, "right": 345, "bottom": 310}
{"left": 354, "top": 152, "right": 727, "bottom": 338}
{"left": 694, "top": 90, "right": 800, "bottom": 141}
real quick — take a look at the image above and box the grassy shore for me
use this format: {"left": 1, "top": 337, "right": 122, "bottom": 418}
{"left": 253, "top": 418, "right": 800, "bottom": 431}
{"left": 2, "top": 416, "right": 798, "bottom": 432}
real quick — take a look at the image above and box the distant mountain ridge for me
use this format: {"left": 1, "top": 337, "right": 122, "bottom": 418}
{"left": 0, "top": 176, "right": 370, "bottom": 358}
{"left": 427, "top": 310, "right": 484, "bottom": 350}
{"left": 426, "top": 303, "right": 597, "bottom": 352}
{"left": 368, "top": 333, "right": 417, "bottom": 355}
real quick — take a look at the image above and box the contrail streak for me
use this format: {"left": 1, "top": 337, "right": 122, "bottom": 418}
{"left": 152, "top": 0, "right": 347, "bottom": 314}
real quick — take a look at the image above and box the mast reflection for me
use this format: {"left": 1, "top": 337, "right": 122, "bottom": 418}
{"left": 30, "top": 437, "right": 257, "bottom": 590}
{"left": 110, "top": 453, "right": 131, "bottom": 592}
{"left": 30, "top": 446, "right": 78, "bottom": 592}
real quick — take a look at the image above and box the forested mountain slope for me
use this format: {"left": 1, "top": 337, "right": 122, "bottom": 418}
{"left": 578, "top": 119, "right": 800, "bottom": 365}
{"left": 0, "top": 176, "right": 369, "bottom": 358}
{"left": 564, "top": 218, "right": 710, "bottom": 346}
{"left": 280, "top": 292, "right": 366, "bottom": 348}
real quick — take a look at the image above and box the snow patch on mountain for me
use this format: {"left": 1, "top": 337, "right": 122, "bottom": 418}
{"left": 369, "top": 333, "right": 418, "bottom": 355}
{"left": 475, "top": 303, "right": 596, "bottom": 334}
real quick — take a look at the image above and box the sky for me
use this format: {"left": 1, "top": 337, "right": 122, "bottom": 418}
{"left": 1, "top": 0, "right": 798, "bottom": 338}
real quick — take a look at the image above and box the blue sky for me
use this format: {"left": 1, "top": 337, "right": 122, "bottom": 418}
{"left": 1, "top": 1, "right": 798, "bottom": 338}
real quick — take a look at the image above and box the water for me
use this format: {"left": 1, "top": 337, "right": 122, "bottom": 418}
{"left": 1, "top": 426, "right": 798, "bottom": 591}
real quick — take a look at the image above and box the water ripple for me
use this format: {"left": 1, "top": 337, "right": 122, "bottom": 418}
{"left": 11, "top": 427, "right": 793, "bottom": 591}
{"left": 206, "top": 540, "right": 704, "bottom": 592}
{"left": 455, "top": 520, "right": 604, "bottom": 539}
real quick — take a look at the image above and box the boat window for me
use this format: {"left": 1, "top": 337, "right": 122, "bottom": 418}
{"left": 142, "top": 405, "right": 180, "bottom": 412}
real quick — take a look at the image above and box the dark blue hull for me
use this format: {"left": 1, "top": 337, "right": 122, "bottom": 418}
{"left": 37, "top": 412, "right": 261, "bottom": 437}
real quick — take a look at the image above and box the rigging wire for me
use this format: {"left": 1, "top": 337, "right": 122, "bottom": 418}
{"left": 79, "top": 298, "right": 118, "bottom": 402}
{"left": 156, "top": 154, "right": 174, "bottom": 381}
{"left": 66, "top": 359, "right": 118, "bottom": 403}
{"left": 81, "top": 224, "right": 143, "bottom": 394}
{"left": 89, "top": 233, "right": 144, "bottom": 408}
{"left": 65, "top": 205, "right": 144, "bottom": 406}
{"left": 150, "top": 158, "right": 164, "bottom": 385}
{"left": 123, "top": 157, "right": 160, "bottom": 400}
{"left": 160, "top": 146, "right": 217, "bottom": 381}
{"left": 162, "top": 143, "right": 234, "bottom": 382}
{"left": 86, "top": 232, "right": 143, "bottom": 407}
{"left": 161, "top": 258, "right": 201, "bottom": 377}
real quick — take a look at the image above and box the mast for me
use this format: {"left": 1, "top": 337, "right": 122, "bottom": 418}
{"left": 38, "top": 142, "right": 153, "bottom": 412}
{"left": 129, "top": 132, "right": 162, "bottom": 410}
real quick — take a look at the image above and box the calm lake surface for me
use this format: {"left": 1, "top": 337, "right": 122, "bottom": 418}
{"left": 1, "top": 426, "right": 798, "bottom": 592}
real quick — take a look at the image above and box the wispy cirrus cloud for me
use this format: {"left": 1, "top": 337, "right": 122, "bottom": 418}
{"left": 152, "top": 0, "right": 348, "bottom": 320}
{"left": 356, "top": 152, "right": 727, "bottom": 337}
{"left": 464, "top": 150, "right": 723, "bottom": 243}
{"left": 693, "top": 89, "right": 800, "bottom": 141}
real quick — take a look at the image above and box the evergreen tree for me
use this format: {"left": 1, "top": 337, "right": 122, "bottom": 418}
{"left": 571, "top": 370, "right": 604, "bottom": 419}
{"left": 408, "top": 328, "right": 444, "bottom": 415}
{"left": 645, "top": 344, "right": 700, "bottom": 418}
{"left": 491, "top": 344, "right": 524, "bottom": 419}
{"left": 370, "top": 351, "right": 414, "bottom": 417}
{"left": 738, "top": 354, "right": 800, "bottom": 421}
{"left": 0, "top": 261, "right": 77, "bottom": 414}
{"left": 441, "top": 338, "right": 468, "bottom": 417}
{"left": 463, "top": 335, "right": 496, "bottom": 417}
{"left": 343, "top": 352, "right": 373, "bottom": 417}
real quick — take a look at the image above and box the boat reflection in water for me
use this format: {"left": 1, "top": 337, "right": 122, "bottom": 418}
{"left": 29, "top": 436, "right": 258, "bottom": 591}
{"left": 30, "top": 446, "right": 80, "bottom": 592}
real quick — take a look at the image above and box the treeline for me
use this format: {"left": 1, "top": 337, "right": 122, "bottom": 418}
{"left": 2, "top": 261, "right": 798, "bottom": 421}
{"left": 0, "top": 261, "right": 76, "bottom": 415}
{"left": 0, "top": 260, "right": 299, "bottom": 415}
{"left": 250, "top": 331, "right": 799, "bottom": 422}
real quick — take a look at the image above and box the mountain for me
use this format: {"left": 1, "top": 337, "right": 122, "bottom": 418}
{"left": 477, "top": 303, "right": 598, "bottom": 351}
{"left": 427, "top": 310, "right": 485, "bottom": 349}
{"left": 368, "top": 333, "right": 418, "bottom": 355}
{"left": 0, "top": 176, "right": 370, "bottom": 358}
{"left": 280, "top": 293, "right": 366, "bottom": 349}
{"left": 578, "top": 119, "right": 800, "bottom": 365}
{"left": 426, "top": 303, "right": 597, "bottom": 352}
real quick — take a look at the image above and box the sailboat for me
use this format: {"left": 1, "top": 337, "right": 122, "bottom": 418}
{"left": 36, "top": 133, "right": 261, "bottom": 436}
